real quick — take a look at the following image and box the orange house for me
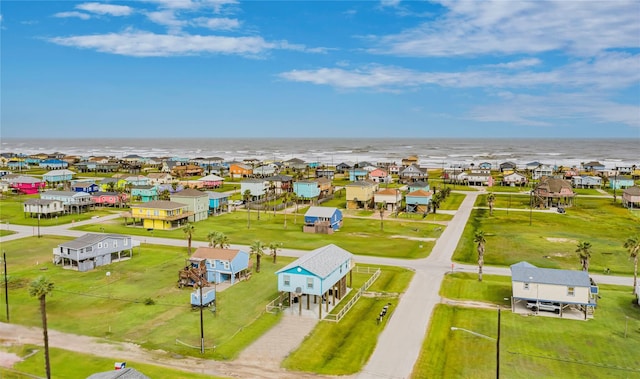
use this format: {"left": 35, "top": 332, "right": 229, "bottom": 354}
{"left": 229, "top": 163, "right": 253, "bottom": 179}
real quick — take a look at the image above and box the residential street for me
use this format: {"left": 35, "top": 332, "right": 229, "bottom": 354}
{"left": 0, "top": 192, "right": 634, "bottom": 379}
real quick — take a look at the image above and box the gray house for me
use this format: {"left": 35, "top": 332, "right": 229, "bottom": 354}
{"left": 53, "top": 233, "right": 135, "bottom": 272}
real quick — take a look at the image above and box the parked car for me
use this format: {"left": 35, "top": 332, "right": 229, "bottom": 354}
{"left": 557, "top": 207, "right": 566, "bottom": 214}
{"left": 526, "top": 300, "right": 561, "bottom": 314}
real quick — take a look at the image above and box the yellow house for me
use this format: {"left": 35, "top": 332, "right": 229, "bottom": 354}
{"left": 129, "top": 200, "right": 193, "bottom": 230}
{"left": 345, "top": 181, "right": 378, "bottom": 209}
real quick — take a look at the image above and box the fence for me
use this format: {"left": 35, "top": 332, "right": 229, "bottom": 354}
{"left": 324, "top": 266, "right": 381, "bottom": 323}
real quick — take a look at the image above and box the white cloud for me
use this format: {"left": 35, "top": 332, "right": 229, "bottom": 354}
{"left": 368, "top": 1, "right": 640, "bottom": 57}
{"left": 193, "top": 17, "right": 239, "bottom": 30}
{"left": 48, "top": 30, "right": 294, "bottom": 57}
{"left": 468, "top": 93, "right": 640, "bottom": 128}
{"left": 485, "top": 58, "right": 541, "bottom": 70}
{"left": 144, "top": 0, "right": 237, "bottom": 13}
{"left": 146, "top": 10, "right": 185, "bottom": 32}
{"left": 76, "top": 2, "right": 133, "bottom": 17}
{"left": 54, "top": 11, "right": 91, "bottom": 20}
{"left": 279, "top": 53, "right": 640, "bottom": 91}
{"left": 380, "top": 0, "right": 402, "bottom": 7}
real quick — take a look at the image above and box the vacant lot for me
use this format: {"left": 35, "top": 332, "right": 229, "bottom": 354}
{"left": 453, "top": 197, "right": 640, "bottom": 274}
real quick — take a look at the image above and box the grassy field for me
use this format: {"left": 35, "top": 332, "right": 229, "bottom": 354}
{"left": 452, "top": 197, "right": 640, "bottom": 274}
{"left": 1, "top": 236, "right": 288, "bottom": 360}
{"left": 282, "top": 265, "right": 414, "bottom": 375}
{"left": 412, "top": 274, "right": 640, "bottom": 378}
{"left": 0, "top": 345, "right": 224, "bottom": 379}
{"left": 73, "top": 210, "right": 442, "bottom": 259}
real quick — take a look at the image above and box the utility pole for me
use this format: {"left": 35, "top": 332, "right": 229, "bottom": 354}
{"left": 496, "top": 307, "right": 501, "bottom": 379}
{"left": 3, "top": 251, "right": 8, "bottom": 322}
{"left": 199, "top": 282, "right": 204, "bottom": 354}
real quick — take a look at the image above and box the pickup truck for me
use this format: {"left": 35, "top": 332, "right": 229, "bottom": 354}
{"left": 526, "top": 300, "right": 561, "bottom": 314}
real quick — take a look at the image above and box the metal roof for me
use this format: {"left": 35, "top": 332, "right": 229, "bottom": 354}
{"left": 59, "top": 233, "right": 130, "bottom": 249}
{"left": 511, "top": 261, "right": 591, "bottom": 287}
{"left": 276, "top": 244, "right": 352, "bottom": 279}
{"left": 305, "top": 206, "right": 339, "bottom": 218}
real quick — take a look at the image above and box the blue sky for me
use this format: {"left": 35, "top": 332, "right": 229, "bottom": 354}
{"left": 1, "top": 0, "right": 639, "bottom": 139}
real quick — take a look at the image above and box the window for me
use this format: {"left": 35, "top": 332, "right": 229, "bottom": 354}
{"left": 567, "top": 287, "right": 575, "bottom": 296}
{"left": 86, "top": 246, "right": 92, "bottom": 252}
{"left": 523, "top": 283, "right": 530, "bottom": 290}
{"left": 307, "top": 277, "right": 314, "bottom": 289}
{"left": 98, "top": 242, "right": 102, "bottom": 248}
{"left": 223, "top": 261, "right": 230, "bottom": 270}
{"left": 124, "top": 239, "right": 128, "bottom": 246}
{"left": 283, "top": 275, "right": 290, "bottom": 286}
{"left": 113, "top": 241, "right": 118, "bottom": 248}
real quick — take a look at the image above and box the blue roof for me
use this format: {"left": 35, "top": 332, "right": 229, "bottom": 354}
{"left": 511, "top": 261, "right": 591, "bottom": 287}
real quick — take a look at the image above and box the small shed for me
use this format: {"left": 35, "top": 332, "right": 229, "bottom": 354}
{"left": 276, "top": 244, "right": 354, "bottom": 319}
{"left": 303, "top": 206, "right": 343, "bottom": 234}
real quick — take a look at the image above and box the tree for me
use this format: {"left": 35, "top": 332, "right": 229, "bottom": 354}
{"left": 183, "top": 223, "right": 195, "bottom": 255}
{"left": 29, "top": 276, "right": 54, "bottom": 379}
{"left": 207, "top": 231, "right": 218, "bottom": 247}
{"left": 268, "top": 242, "right": 281, "bottom": 264}
{"left": 487, "top": 192, "right": 496, "bottom": 216}
{"left": 430, "top": 193, "right": 441, "bottom": 214}
{"left": 378, "top": 201, "right": 386, "bottom": 231}
{"left": 214, "top": 232, "right": 230, "bottom": 249}
{"left": 575, "top": 241, "right": 592, "bottom": 272}
{"left": 624, "top": 236, "right": 640, "bottom": 294}
{"left": 243, "top": 190, "right": 252, "bottom": 229}
{"left": 250, "top": 240, "right": 266, "bottom": 273}
{"left": 474, "top": 231, "right": 486, "bottom": 282}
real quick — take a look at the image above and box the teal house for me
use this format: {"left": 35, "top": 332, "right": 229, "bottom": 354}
{"left": 609, "top": 176, "right": 634, "bottom": 190}
{"left": 43, "top": 169, "right": 75, "bottom": 184}
{"left": 206, "top": 191, "right": 229, "bottom": 214}
{"left": 131, "top": 185, "right": 159, "bottom": 202}
{"left": 293, "top": 180, "right": 320, "bottom": 200}
{"left": 276, "top": 244, "right": 353, "bottom": 319}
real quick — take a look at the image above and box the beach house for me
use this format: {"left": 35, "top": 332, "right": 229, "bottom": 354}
{"left": 374, "top": 188, "right": 403, "bottom": 211}
{"left": 303, "top": 206, "right": 343, "bottom": 233}
{"left": 171, "top": 188, "right": 209, "bottom": 222}
{"left": 345, "top": 181, "right": 378, "bottom": 209}
{"left": 53, "top": 233, "right": 135, "bottom": 272}
{"left": 275, "top": 244, "right": 354, "bottom": 319}
{"left": 128, "top": 200, "right": 193, "bottom": 230}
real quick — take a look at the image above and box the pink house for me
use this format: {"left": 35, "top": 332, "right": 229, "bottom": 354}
{"left": 369, "top": 168, "right": 392, "bottom": 184}
{"left": 197, "top": 174, "right": 224, "bottom": 189}
{"left": 91, "top": 191, "right": 128, "bottom": 207}
{"left": 5, "top": 175, "right": 46, "bottom": 194}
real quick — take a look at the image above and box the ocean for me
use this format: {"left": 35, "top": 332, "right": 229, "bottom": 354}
{"left": 1, "top": 137, "right": 638, "bottom": 169}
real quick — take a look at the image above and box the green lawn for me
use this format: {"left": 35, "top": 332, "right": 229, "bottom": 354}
{"left": 1, "top": 345, "right": 224, "bottom": 379}
{"left": 283, "top": 265, "right": 414, "bottom": 375}
{"left": 413, "top": 276, "right": 640, "bottom": 378}
{"left": 476, "top": 192, "right": 531, "bottom": 209}
{"left": 1, "top": 236, "right": 287, "bottom": 360}
{"left": 74, "top": 210, "right": 442, "bottom": 259}
{"left": 439, "top": 192, "right": 466, "bottom": 210}
{"left": 452, "top": 197, "right": 640, "bottom": 274}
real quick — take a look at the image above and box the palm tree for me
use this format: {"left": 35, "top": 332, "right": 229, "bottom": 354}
{"left": 378, "top": 201, "right": 386, "bottom": 231}
{"left": 183, "top": 223, "right": 195, "bottom": 255}
{"left": 624, "top": 236, "right": 640, "bottom": 294}
{"left": 268, "top": 242, "right": 281, "bottom": 264}
{"left": 207, "top": 231, "right": 218, "bottom": 247}
{"left": 215, "top": 232, "right": 230, "bottom": 249}
{"left": 243, "top": 190, "right": 252, "bottom": 229}
{"left": 474, "top": 231, "right": 486, "bottom": 282}
{"left": 250, "top": 240, "right": 266, "bottom": 273}
{"left": 29, "top": 276, "right": 54, "bottom": 379}
{"left": 487, "top": 192, "right": 495, "bottom": 216}
{"left": 575, "top": 241, "right": 592, "bottom": 271}
{"left": 430, "top": 193, "right": 441, "bottom": 214}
